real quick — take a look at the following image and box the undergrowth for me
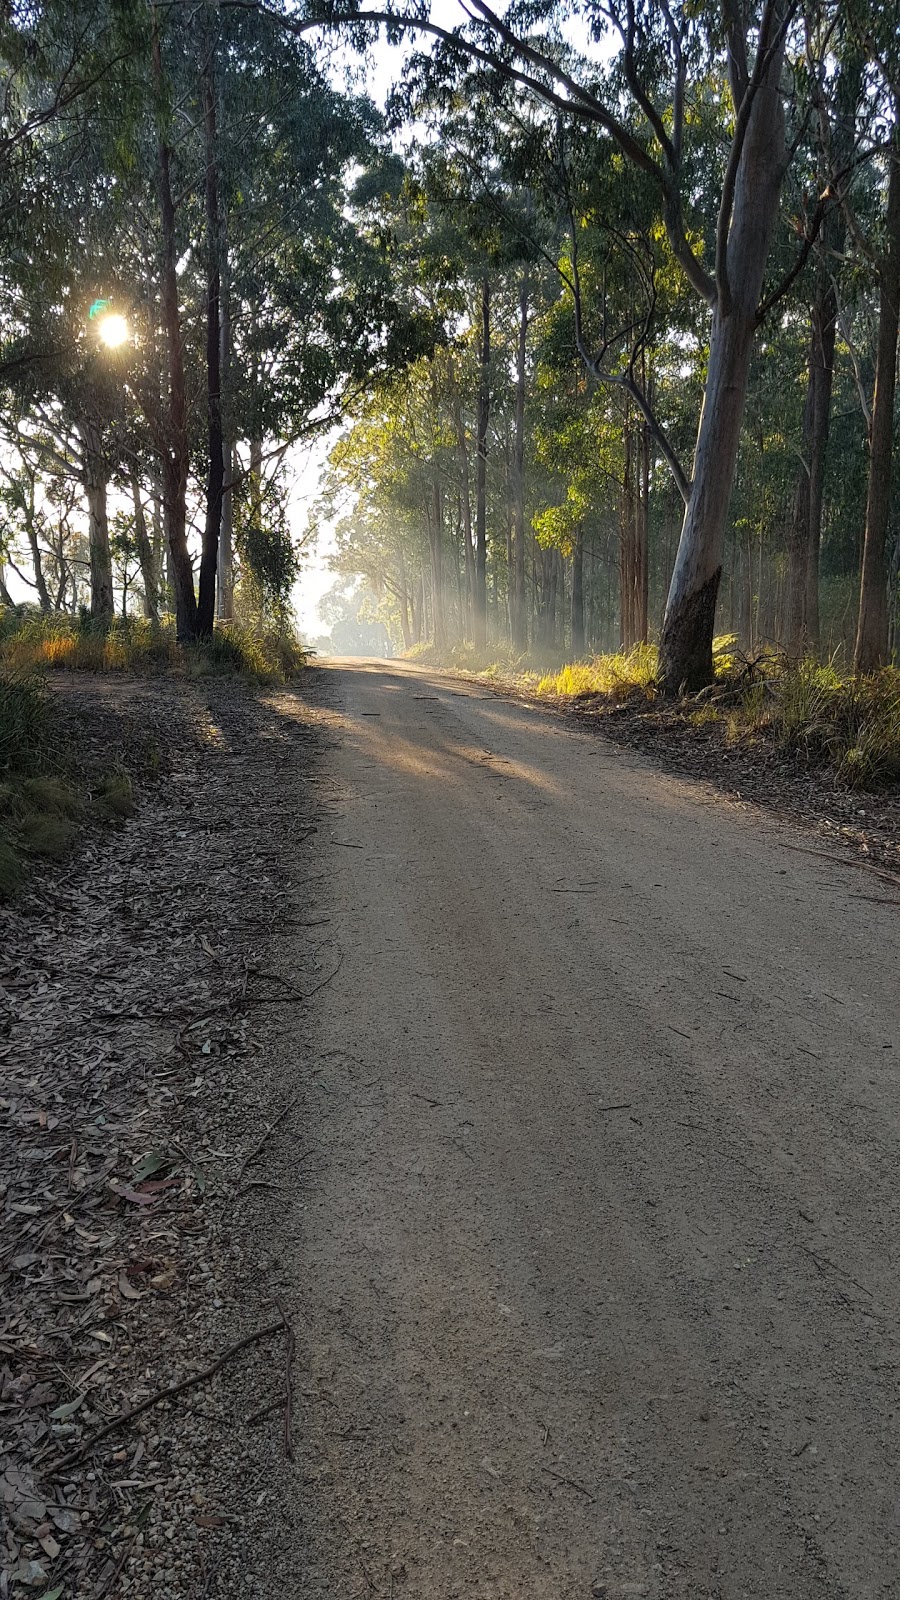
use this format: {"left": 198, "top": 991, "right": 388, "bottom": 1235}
{"left": 0, "top": 673, "right": 76, "bottom": 896}
{"left": 0, "top": 609, "right": 306, "bottom": 682}
{"left": 719, "top": 659, "right": 900, "bottom": 790}
{"left": 536, "top": 643, "right": 659, "bottom": 700}
{"left": 430, "top": 633, "right": 900, "bottom": 794}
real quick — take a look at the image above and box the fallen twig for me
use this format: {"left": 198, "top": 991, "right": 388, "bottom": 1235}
{"left": 51, "top": 1320, "right": 283, "bottom": 1471}
{"left": 237, "top": 1101, "right": 294, "bottom": 1186}
{"left": 779, "top": 844, "right": 900, "bottom": 889}
{"left": 800, "top": 1244, "right": 874, "bottom": 1300}
{"left": 241, "top": 952, "right": 344, "bottom": 1006}
{"left": 541, "top": 1465, "right": 596, "bottom": 1501}
{"left": 300, "top": 949, "right": 344, "bottom": 1000}
{"left": 245, "top": 1397, "right": 282, "bottom": 1428}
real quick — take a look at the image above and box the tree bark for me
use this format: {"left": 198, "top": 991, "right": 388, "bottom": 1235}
{"left": 660, "top": 16, "right": 788, "bottom": 692}
{"left": 197, "top": 29, "right": 225, "bottom": 636}
{"left": 153, "top": 16, "right": 197, "bottom": 643}
{"left": 473, "top": 277, "right": 490, "bottom": 651}
{"left": 130, "top": 475, "right": 159, "bottom": 622}
{"left": 855, "top": 132, "right": 900, "bottom": 674}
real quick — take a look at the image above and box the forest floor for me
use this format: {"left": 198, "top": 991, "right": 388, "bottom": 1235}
{"left": 2, "top": 658, "right": 899, "bottom": 1600}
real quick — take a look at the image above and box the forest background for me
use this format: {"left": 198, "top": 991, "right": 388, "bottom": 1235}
{"left": 1, "top": 0, "right": 899, "bottom": 692}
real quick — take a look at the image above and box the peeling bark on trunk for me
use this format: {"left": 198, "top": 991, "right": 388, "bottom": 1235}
{"left": 855, "top": 135, "right": 900, "bottom": 674}
{"left": 660, "top": 19, "right": 788, "bottom": 692}
{"left": 474, "top": 278, "right": 490, "bottom": 651}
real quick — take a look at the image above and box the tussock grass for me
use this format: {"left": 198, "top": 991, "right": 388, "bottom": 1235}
{"left": 724, "top": 661, "right": 900, "bottom": 790}
{"left": 93, "top": 771, "right": 135, "bottom": 819}
{"left": 537, "top": 644, "right": 659, "bottom": 701}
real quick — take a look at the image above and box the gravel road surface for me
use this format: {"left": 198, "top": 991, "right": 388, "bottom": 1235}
{"left": 262, "top": 658, "right": 899, "bottom": 1600}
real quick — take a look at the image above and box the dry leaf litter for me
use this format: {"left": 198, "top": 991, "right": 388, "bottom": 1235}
{"left": 1, "top": 676, "right": 326, "bottom": 1600}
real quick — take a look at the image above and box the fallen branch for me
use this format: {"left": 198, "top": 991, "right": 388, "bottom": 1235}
{"left": 51, "top": 1320, "right": 283, "bottom": 1471}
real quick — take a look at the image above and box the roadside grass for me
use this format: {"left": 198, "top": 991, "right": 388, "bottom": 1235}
{"left": 535, "top": 643, "right": 659, "bottom": 700}
{"left": 413, "top": 632, "right": 900, "bottom": 794}
{"left": 0, "top": 609, "right": 306, "bottom": 682}
{"left": 719, "top": 659, "right": 900, "bottom": 790}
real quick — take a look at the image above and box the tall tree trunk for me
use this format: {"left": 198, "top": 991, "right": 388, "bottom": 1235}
{"left": 78, "top": 422, "right": 113, "bottom": 623}
{"left": 217, "top": 203, "right": 235, "bottom": 621}
{"left": 218, "top": 441, "right": 235, "bottom": 621}
{"left": 511, "top": 276, "right": 529, "bottom": 650}
{"left": 451, "top": 373, "right": 475, "bottom": 638}
{"left": 660, "top": 18, "right": 788, "bottom": 691}
{"left": 398, "top": 553, "right": 413, "bottom": 650}
{"left": 571, "top": 524, "right": 585, "bottom": 655}
{"left": 473, "top": 277, "right": 490, "bottom": 651}
{"left": 428, "top": 479, "right": 446, "bottom": 650}
{"left": 130, "top": 475, "right": 159, "bottom": 622}
{"left": 197, "top": 29, "right": 224, "bottom": 636}
{"left": 855, "top": 130, "right": 900, "bottom": 673}
{"left": 153, "top": 15, "right": 196, "bottom": 642}
{"left": 787, "top": 58, "right": 859, "bottom": 656}
{"left": 637, "top": 414, "right": 650, "bottom": 643}
{"left": 620, "top": 421, "right": 635, "bottom": 648}
{"left": 23, "top": 477, "right": 51, "bottom": 613}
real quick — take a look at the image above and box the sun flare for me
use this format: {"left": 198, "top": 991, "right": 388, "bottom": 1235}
{"left": 98, "top": 313, "right": 129, "bottom": 348}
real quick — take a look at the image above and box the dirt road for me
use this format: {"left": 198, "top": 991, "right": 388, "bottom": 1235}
{"left": 260, "top": 658, "right": 899, "bottom": 1600}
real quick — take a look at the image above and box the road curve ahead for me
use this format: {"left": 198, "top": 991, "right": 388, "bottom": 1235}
{"left": 277, "top": 658, "right": 898, "bottom": 1600}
